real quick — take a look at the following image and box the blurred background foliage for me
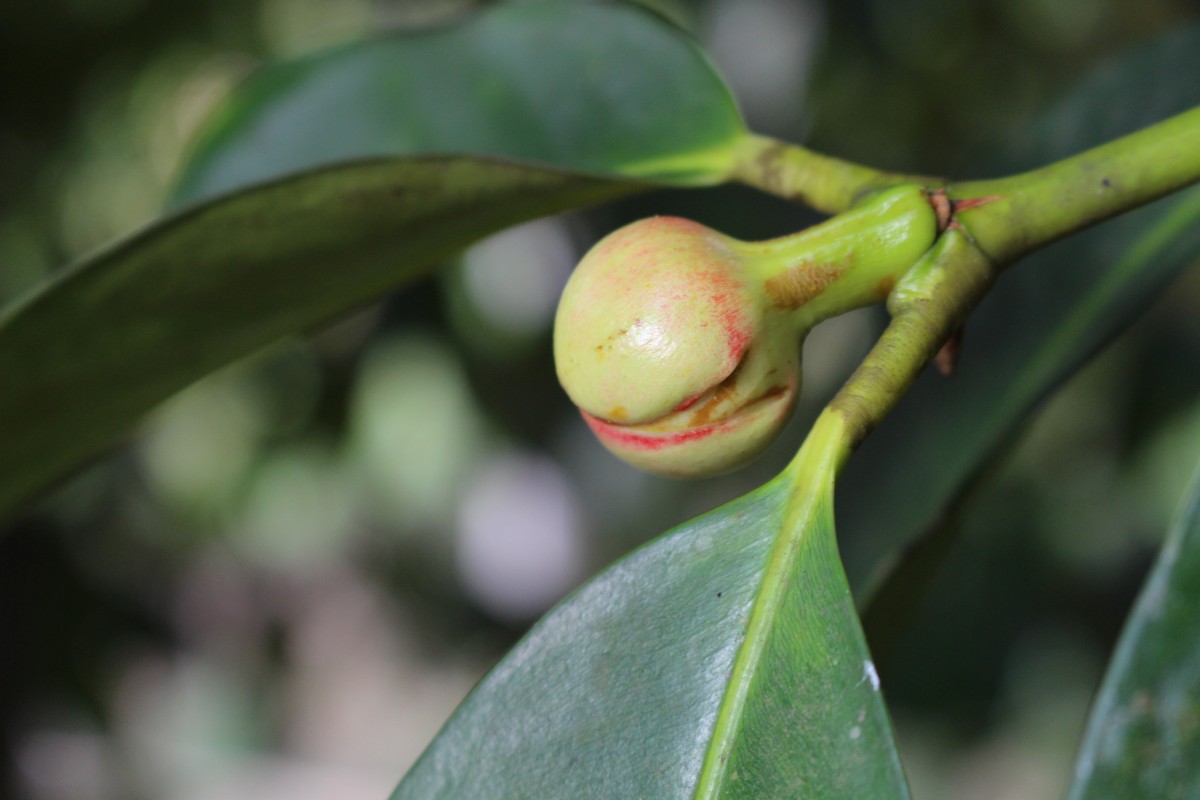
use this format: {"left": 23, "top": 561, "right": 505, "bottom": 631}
{"left": 2, "top": 0, "right": 1200, "bottom": 798}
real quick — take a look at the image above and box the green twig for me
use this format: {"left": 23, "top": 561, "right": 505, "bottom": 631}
{"left": 822, "top": 230, "right": 996, "bottom": 466}
{"left": 736, "top": 105, "right": 1200, "bottom": 273}
{"left": 756, "top": 105, "right": 1200, "bottom": 463}
{"left": 951, "top": 105, "right": 1200, "bottom": 264}
{"left": 730, "top": 133, "right": 932, "bottom": 215}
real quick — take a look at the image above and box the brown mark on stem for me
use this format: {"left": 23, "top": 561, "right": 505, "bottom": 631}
{"left": 929, "top": 189, "right": 1005, "bottom": 232}
{"left": 750, "top": 140, "right": 826, "bottom": 208}
{"left": 929, "top": 189, "right": 954, "bottom": 232}
{"left": 764, "top": 261, "right": 846, "bottom": 309}
{"left": 753, "top": 140, "right": 788, "bottom": 195}
{"left": 952, "top": 195, "right": 1004, "bottom": 214}
{"left": 934, "top": 328, "right": 964, "bottom": 376}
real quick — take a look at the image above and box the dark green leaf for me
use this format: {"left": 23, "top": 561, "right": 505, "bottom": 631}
{"left": 393, "top": 418, "right": 909, "bottom": 799}
{"left": 0, "top": 0, "right": 750, "bottom": 518}
{"left": 176, "top": 0, "right": 746, "bottom": 205}
{"left": 1067, "top": 457, "right": 1200, "bottom": 799}
{"left": 0, "top": 157, "right": 638, "bottom": 518}
{"left": 842, "top": 23, "right": 1200, "bottom": 604}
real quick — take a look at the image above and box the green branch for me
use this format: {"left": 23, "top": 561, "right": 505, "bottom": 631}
{"left": 775, "top": 232, "right": 996, "bottom": 503}
{"left": 735, "top": 106, "right": 1200, "bottom": 275}
{"left": 744, "top": 105, "right": 1200, "bottom": 472}
{"left": 953, "top": 105, "right": 1200, "bottom": 264}
{"left": 730, "top": 133, "right": 932, "bottom": 215}
{"left": 822, "top": 230, "right": 997, "bottom": 468}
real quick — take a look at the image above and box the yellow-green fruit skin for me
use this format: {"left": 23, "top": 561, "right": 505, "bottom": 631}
{"left": 553, "top": 216, "right": 799, "bottom": 478}
{"left": 554, "top": 185, "right": 938, "bottom": 478}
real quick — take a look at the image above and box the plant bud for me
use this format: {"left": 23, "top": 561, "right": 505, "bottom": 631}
{"left": 554, "top": 185, "right": 936, "bottom": 477}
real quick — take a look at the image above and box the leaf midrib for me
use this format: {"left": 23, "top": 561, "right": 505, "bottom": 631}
{"left": 692, "top": 413, "right": 845, "bottom": 798}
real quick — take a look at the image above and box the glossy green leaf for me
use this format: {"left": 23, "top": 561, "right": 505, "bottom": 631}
{"left": 0, "top": 0, "right": 749, "bottom": 518}
{"left": 0, "top": 157, "right": 639, "bottom": 518}
{"left": 393, "top": 415, "right": 909, "bottom": 799}
{"left": 1067, "top": 457, "right": 1200, "bottom": 799}
{"left": 841, "top": 23, "right": 1200, "bottom": 604}
{"left": 176, "top": 0, "right": 746, "bottom": 205}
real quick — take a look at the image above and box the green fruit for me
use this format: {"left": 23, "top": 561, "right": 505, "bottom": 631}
{"left": 554, "top": 185, "right": 937, "bottom": 477}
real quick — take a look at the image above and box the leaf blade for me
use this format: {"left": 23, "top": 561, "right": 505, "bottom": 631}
{"left": 697, "top": 416, "right": 908, "bottom": 799}
{"left": 1067, "top": 457, "right": 1200, "bottom": 799}
{"left": 0, "top": 157, "right": 639, "bottom": 518}
{"left": 392, "top": 481, "right": 784, "bottom": 799}
{"left": 393, "top": 415, "right": 908, "bottom": 799}
{"left": 176, "top": 0, "right": 746, "bottom": 205}
{"left": 0, "top": 0, "right": 751, "bottom": 519}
